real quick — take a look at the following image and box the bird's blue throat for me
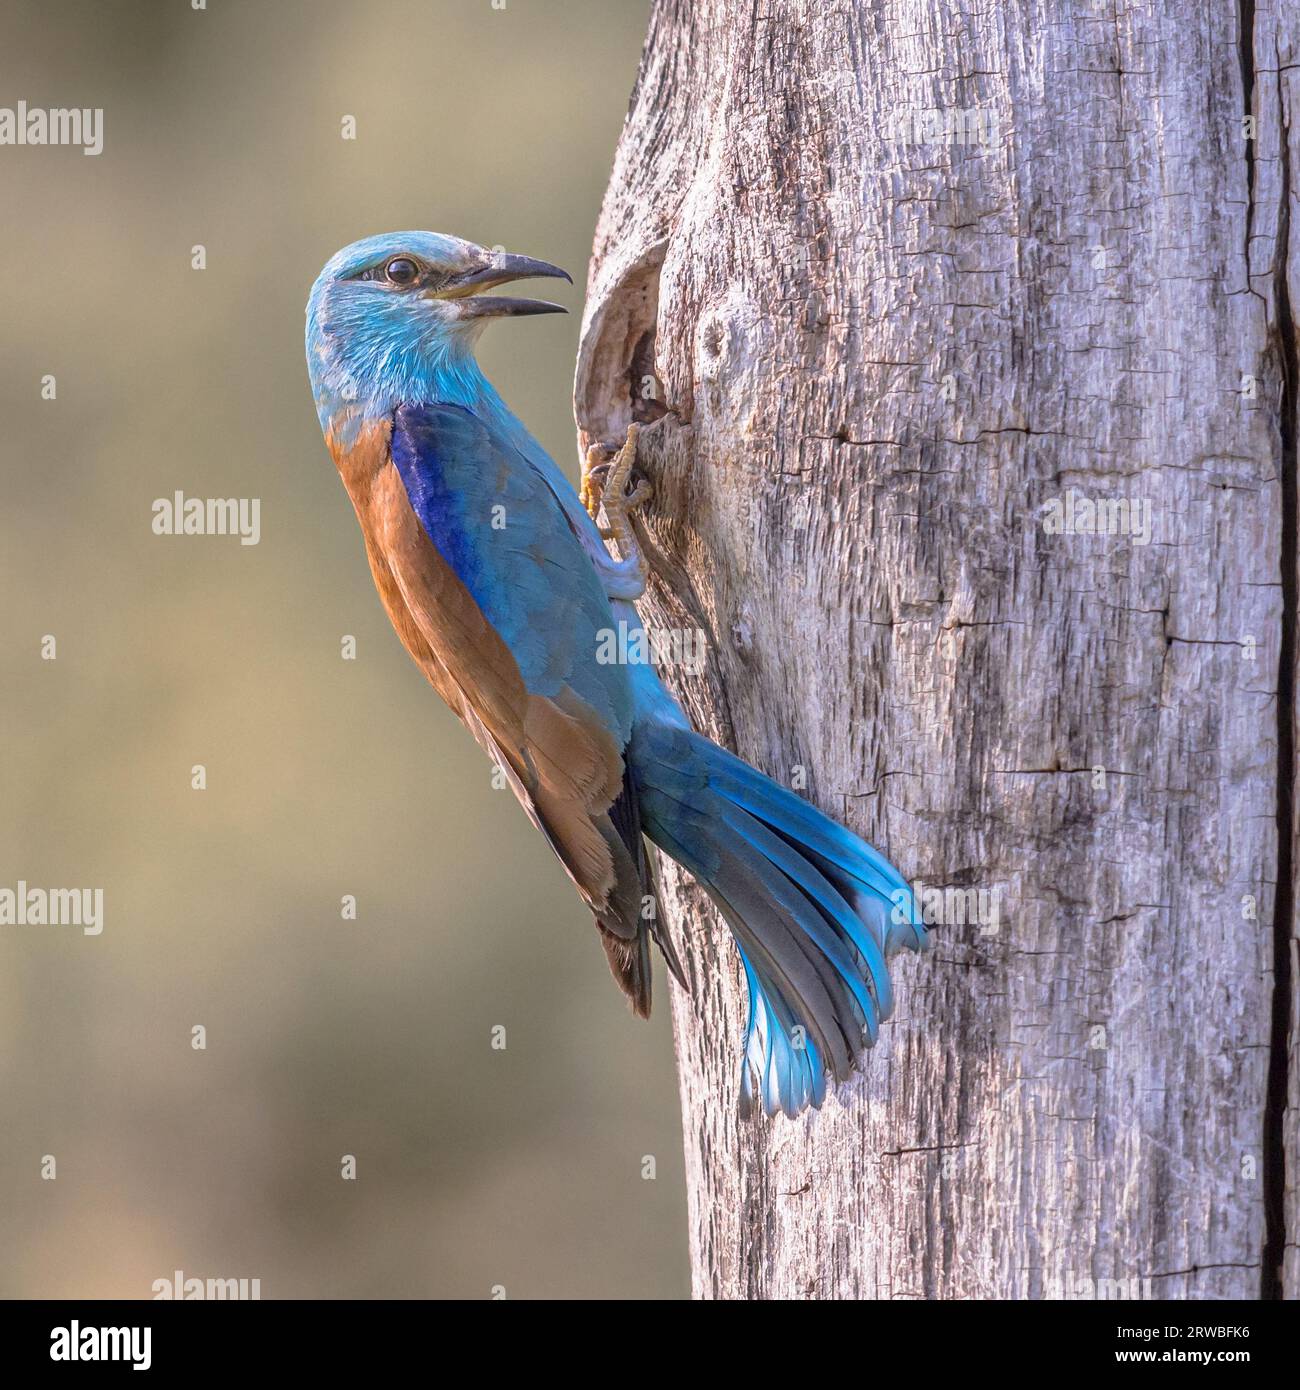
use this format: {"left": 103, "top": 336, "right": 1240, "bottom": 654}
{"left": 307, "top": 313, "right": 493, "bottom": 449}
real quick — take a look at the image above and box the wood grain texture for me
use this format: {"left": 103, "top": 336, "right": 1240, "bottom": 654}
{"left": 576, "top": 0, "right": 1299, "bottom": 1299}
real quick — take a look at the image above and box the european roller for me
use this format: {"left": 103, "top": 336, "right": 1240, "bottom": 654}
{"left": 305, "top": 232, "right": 929, "bottom": 1119}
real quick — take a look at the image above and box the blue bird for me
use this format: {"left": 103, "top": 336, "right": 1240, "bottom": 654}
{"left": 305, "top": 231, "right": 929, "bottom": 1118}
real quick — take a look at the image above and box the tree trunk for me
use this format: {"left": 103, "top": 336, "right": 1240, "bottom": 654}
{"left": 575, "top": 0, "right": 1298, "bottom": 1299}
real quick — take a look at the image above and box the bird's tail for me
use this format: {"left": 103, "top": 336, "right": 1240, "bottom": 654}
{"left": 630, "top": 715, "right": 929, "bottom": 1118}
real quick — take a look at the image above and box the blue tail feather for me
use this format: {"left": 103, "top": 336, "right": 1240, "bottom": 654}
{"left": 738, "top": 945, "right": 827, "bottom": 1117}
{"left": 631, "top": 716, "right": 929, "bottom": 1119}
{"left": 720, "top": 802, "right": 892, "bottom": 1027}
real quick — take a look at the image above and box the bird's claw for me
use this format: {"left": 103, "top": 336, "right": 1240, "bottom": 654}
{"left": 582, "top": 426, "right": 653, "bottom": 525}
{"left": 580, "top": 446, "right": 606, "bottom": 523}
{"left": 583, "top": 471, "right": 652, "bottom": 537}
{"left": 581, "top": 424, "right": 653, "bottom": 593}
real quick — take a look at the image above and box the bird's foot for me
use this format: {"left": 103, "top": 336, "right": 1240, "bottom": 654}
{"left": 580, "top": 442, "right": 606, "bottom": 523}
{"left": 582, "top": 425, "right": 653, "bottom": 595}
{"left": 583, "top": 426, "right": 652, "bottom": 527}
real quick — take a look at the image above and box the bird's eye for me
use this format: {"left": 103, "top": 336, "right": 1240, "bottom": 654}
{"left": 384, "top": 257, "right": 420, "bottom": 286}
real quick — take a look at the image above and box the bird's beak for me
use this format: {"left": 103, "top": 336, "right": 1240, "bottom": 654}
{"left": 432, "top": 252, "right": 571, "bottom": 317}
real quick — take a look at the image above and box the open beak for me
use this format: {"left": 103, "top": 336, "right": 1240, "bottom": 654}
{"left": 433, "top": 252, "right": 571, "bottom": 317}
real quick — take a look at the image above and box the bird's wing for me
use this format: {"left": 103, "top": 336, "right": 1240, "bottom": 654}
{"left": 372, "top": 401, "right": 661, "bottom": 1011}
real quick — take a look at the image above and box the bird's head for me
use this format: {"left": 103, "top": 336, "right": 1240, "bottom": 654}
{"left": 305, "top": 231, "right": 571, "bottom": 428}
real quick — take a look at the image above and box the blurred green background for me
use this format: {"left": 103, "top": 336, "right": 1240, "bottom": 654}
{"left": 0, "top": 0, "right": 688, "bottom": 1298}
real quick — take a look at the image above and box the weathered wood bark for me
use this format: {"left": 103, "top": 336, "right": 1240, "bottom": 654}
{"left": 576, "top": 0, "right": 1299, "bottom": 1299}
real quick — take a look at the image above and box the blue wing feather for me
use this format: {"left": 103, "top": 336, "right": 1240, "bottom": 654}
{"left": 389, "top": 402, "right": 633, "bottom": 742}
